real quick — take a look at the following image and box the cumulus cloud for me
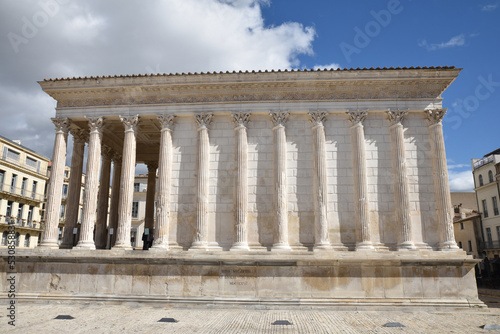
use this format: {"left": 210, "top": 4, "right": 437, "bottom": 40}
{"left": 0, "top": 0, "right": 316, "bottom": 162}
{"left": 448, "top": 169, "right": 475, "bottom": 192}
{"left": 418, "top": 34, "right": 465, "bottom": 51}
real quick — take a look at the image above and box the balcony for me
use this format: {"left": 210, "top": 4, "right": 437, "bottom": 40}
{"left": 0, "top": 183, "right": 45, "bottom": 203}
{"left": 1, "top": 151, "right": 42, "bottom": 174}
{"left": 0, "top": 216, "right": 44, "bottom": 230}
{"left": 481, "top": 240, "right": 500, "bottom": 250}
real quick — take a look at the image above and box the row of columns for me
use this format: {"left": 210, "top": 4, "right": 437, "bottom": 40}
{"left": 40, "top": 109, "right": 458, "bottom": 251}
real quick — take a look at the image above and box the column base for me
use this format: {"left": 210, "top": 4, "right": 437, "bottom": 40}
{"left": 356, "top": 242, "right": 375, "bottom": 251}
{"left": 230, "top": 242, "right": 250, "bottom": 251}
{"left": 112, "top": 242, "right": 133, "bottom": 250}
{"left": 74, "top": 241, "right": 96, "bottom": 250}
{"left": 397, "top": 241, "right": 417, "bottom": 251}
{"left": 313, "top": 243, "right": 332, "bottom": 251}
{"left": 271, "top": 243, "right": 292, "bottom": 251}
{"left": 189, "top": 241, "right": 209, "bottom": 251}
{"left": 38, "top": 240, "right": 60, "bottom": 249}
{"left": 151, "top": 240, "right": 169, "bottom": 250}
{"left": 438, "top": 241, "right": 460, "bottom": 251}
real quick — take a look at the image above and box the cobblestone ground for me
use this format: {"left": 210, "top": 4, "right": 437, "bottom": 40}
{"left": 1, "top": 302, "right": 500, "bottom": 334}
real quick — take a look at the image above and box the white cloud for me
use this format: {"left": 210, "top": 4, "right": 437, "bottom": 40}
{"left": 418, "top": 34, "right": 465, "bottom": 51}
{"left": 481, "top": 4, "right": 498, "bottom": 11}
{"left": 448, "top": 163, "right": 470, "bottom": 170}
{"left": 448, "top": 169, "right": 474, "bottom": 192}
{"left": 313, "top": 63, "right": 341, "bottom": 70}
{"left": 0, "top": 0, "right": 318, "bottom": 162}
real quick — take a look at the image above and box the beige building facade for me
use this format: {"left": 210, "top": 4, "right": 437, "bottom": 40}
{"left": 472, "top": 149, "right": 500, "bottom": 258}
{"left": 0, "top": 66, "right": 484, "bottom": 308}
{"left": 0, "top": 136, "right": 48, "bottom": 248}
{"left": 451, "top": 192, "right": 482, "bottom": 258}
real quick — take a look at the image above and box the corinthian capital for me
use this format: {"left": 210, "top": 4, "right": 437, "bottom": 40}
{"left": 51, "top": 118, "right": 71, "bottom": 133}
{"left": 387, "top": 109, "right": 408, "bottom": 126}
{"left": 426, "top": 108, "right": 447, "bottom": 125}
{"left": 308, "top": 111, "right": 328, "bottom": 126}
{"left": 70, "top": 128, "right": 87, "bottom": 143}
{"left": 346, "top": 110, "right": 368, "bottom": 126}
{"left": 119, "top": 115, "right": 139, "bottom": 132}
{"left": 101, "top": 145, "right": 114, "bottom": 160}
{"left": 195, "top": 113, "right": 213, "bottom": 128}
{"left": 157, "top": 114, "right": 175, "bottom": 130}
{"left": 232, "top": 112, "right": 251, "bottom": 128}
{"left": 86, "top": 116, "right": 104, "bottom": 133}
{"left": 270, "top": 111, "right": 289, "bottom": 127}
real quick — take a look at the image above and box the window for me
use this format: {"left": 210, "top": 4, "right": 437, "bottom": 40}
{"left": 60, "top": 204, "right": 65, "bottom": 219}
{"left": 26, "top": 156, "right": 37, "bottom": 169}
{"left": 468, "top": 240, "right": 473, "bottom": 252}
{"left": 1, "top": 231, "right": 7, "bottom": 246}
{"left": 134, "top": 183, "right": 140, "bottom": 192}
{"left": 132, "top": 201, "right": 139, "bottom": 218}
{"left": 64, "top": 170, "right": 69, "bottom": 178}
{"left": 6, "top": 201, "right": 13, "bottom": 217}
{"left": 487, "top": 227, "right": 493, "bottom": 247}
{"left": 24, "top": 233, "right": 30, "bottom": 247}
{"left": 4, "top": 148, "right": 20, "bottom": 162}
{"left": 497, "top": 226, "right": 500, "bottom": 244}
{"left": 489, "top": 170, "right": 494, "bottom": 183}
{"left": 27, "top": 206, "right": 33, "bottom": 222}
{"left": 483, "top": 199, "right": 489, "bottom": 218}
{"left": 62, "top": 184, "right": 68, "bottom": 198}
{"left": 32, "top": 181, "right": 37, "bottom": 199}
{"left": 17, "top": 204, "right": 24, "bottom": 219}
{"left": 15, "top": 232, "right": 20, "bottom": 247}
{"left": 460, "top": 222, "right": 464, "bottom": 230}
{"left": 479, "top": 175, "right": 484, "bottom": 186}
{"left": 57, "top": 227, "right": 63, "bottom": 245}
{"left": 458, "top": 241, "right": 462, "bottom": 248}
{"left": 21, "top": 177, "right": 27, "bottom": 196}
{"left": 0, "top": 170, "right": 5, "bottom": 190}
{"left": 10, "top": 174, "right": 17, "bottom": 193}
{"left": 493, "top": 197, "right": 499, "bottom": 216}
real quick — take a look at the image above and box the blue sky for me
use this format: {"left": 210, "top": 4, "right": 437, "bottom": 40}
{"left": 0, "top": 0, "right": 498, "bottom": 191}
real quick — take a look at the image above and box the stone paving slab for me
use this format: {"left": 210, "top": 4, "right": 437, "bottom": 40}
{"left": 1, "top": 302, "right": 500, "bottom": 333}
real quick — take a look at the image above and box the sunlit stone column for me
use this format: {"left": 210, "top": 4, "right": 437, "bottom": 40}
{"left": 230, "top": 112, "right": 251, "bottom": 251}
{"left": 426, "top": 109, "right": 459, "bottom": 251}
{"left": 75, "top": 117, "right": 103, "bottom": 249}
{"left": 308, "top": 111, "right": 332, "bottom": 251}
{"left": 190, "top": 113, "right": 213, "bottom": 250}
{"left": 60, "top": 128, "right": 86, "bottom": 249}
{"left": 94, "top": 145, "right": 113, "bottom": 249}
{"left": 144, "top": 161, "right": 158, "bottom": 235}
{"left": 270, "top": 111, "right": 291, "bottom": 251}
{"left": 108, "top": 154, "right": 122, "bottom": 248}
{"left": 40, "top": 118, "right": 70, "bottom": 248}
{"left": 152, "top": 114, "right": 174, "bottom": 249}
{"left": 347, "top": 110, "right": 374, "bottom": 250}
{"left": 113, "top": 115, "right": 139, "bottom": 250}
{"left": 387, "top": 109, "right": 415, "bottom": 250}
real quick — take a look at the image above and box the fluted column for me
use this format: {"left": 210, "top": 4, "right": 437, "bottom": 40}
{"left": 153, "top": 114, "right": 174, "bottom": 249}
{"left": 347, "top": 110, "right": 374, "bottom": 250}
{"left": 113, "top": 115, "right": 139, "bottom": 250}
{"left": 427, "top": 109, "right": 459, "bottom": 251}
{"left": 230, "top": 112, "right": 251, "bottom": 251}
{"left": 387, "top": 110, "right": 415, "bottom": 250}
{"left": 108, "top": 154, "right": 122, "bottom": 248}
{"left": 94, "top": 145, "right": 113, "bottom": 249}
{"left": 40, "top": 118, "right": 70, "bottom": 248}
{"left": 60, "top": 128, "right": 86, "bottom": 249}
{"left": 144, "top": 161, "right": 158, "bottom": 234}
{"left": 309, "top": 111, "right": 332, "bottom": 250}
{"left": 270, "top": 111, "right": 291, "bottom": 251}
{"left": 190, "top": 113, "right": 212, "bottom": 250}
{"left": 75, "top": 117, "right": 103, "bottom": 249}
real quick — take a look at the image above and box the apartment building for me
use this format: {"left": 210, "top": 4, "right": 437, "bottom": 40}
{"left": 0, "top": 136, "right": 49, "bottom": 248}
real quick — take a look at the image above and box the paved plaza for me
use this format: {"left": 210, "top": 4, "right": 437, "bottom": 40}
{"left": 1, "top": 298, "right": 500, "bottom": 334}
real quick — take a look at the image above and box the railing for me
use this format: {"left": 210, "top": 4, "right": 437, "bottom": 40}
{"left": 0, "top": 183, "right": 45, "bottom": 201}
{"left": 474, "top": 155, "right": 494, "bottom": 170}
{"left": 0, "top": 216, "right": 43, "bottom": 230}
{"left": 481, "top": 240, "right": 500, "bottom": 250}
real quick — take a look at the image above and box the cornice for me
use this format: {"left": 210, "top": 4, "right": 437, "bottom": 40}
{"left": 39, "top": 68, "right": 461, "bottom": 109}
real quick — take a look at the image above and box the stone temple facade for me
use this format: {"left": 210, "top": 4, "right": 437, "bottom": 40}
{"left": 0, "top": 66, "right": 483, "bottom": 308}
